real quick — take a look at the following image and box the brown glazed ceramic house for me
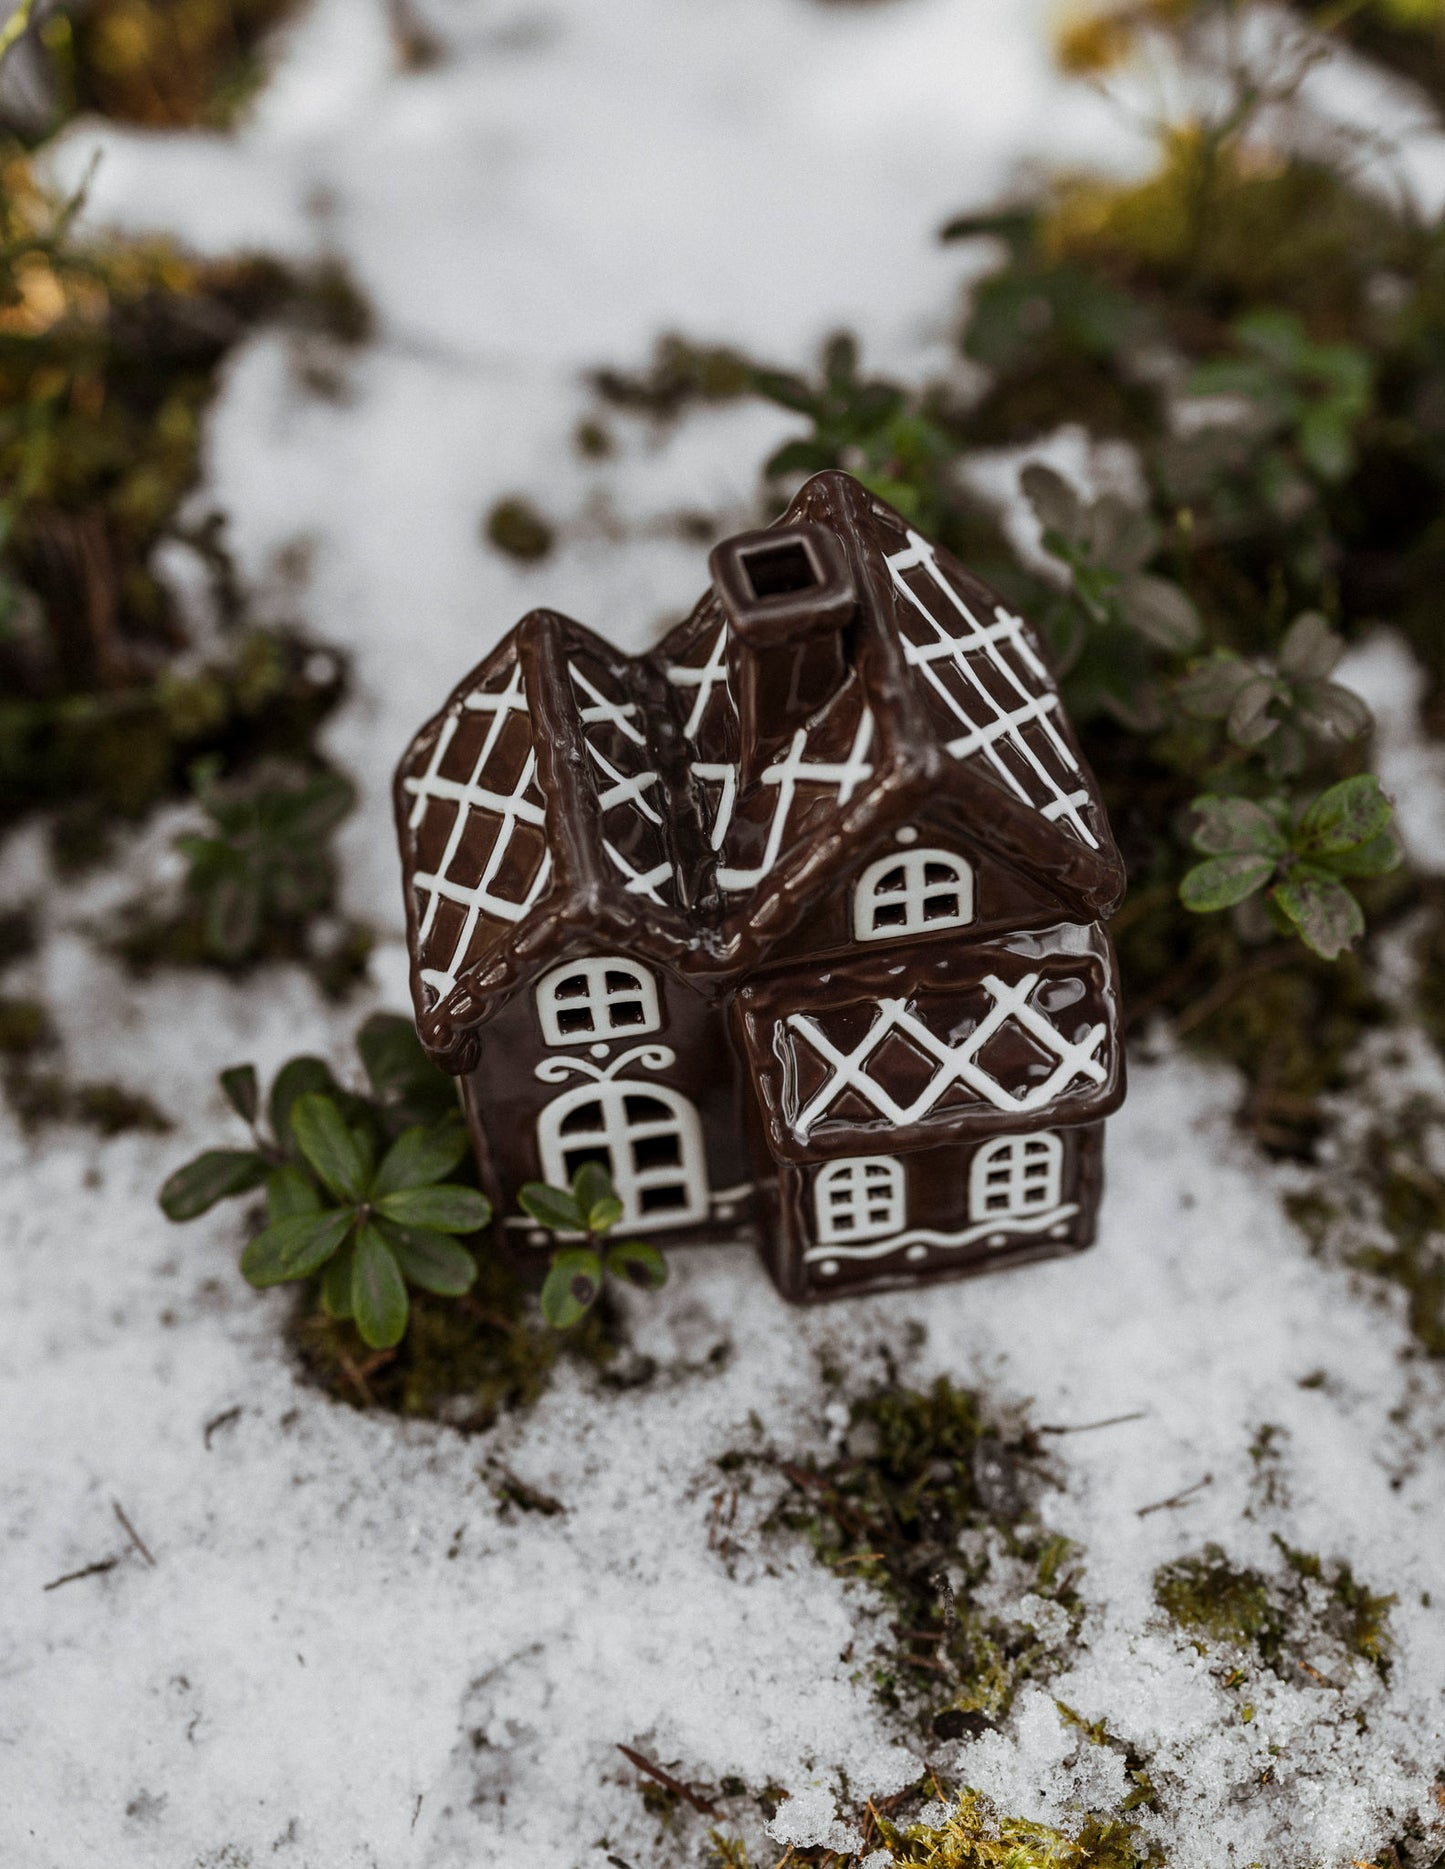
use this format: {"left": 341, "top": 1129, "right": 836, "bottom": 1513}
{"left": 394, "top": 470, "right": 1126, "bottom": 1302}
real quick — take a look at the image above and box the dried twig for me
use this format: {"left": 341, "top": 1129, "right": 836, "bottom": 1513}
{"left": 203, "top": 1406, "right": 242, "bottom": 1449}
{"left": 616, "top": 1744, "right": 717, "bottom": 1815}
{"left": 42, "top": 1557, "right": 118, "bottom": 1592}
{"left": 1038, "top": 1411, "right": 1147, "bottom": 1436}
{"left": 1137, "top": 1473, "right": 1213, "bottom": 1518}
{"left": 112, "top": 1500, "right": 156, "bottom": 1566}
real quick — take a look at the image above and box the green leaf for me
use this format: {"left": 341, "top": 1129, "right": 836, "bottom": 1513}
{"left": 1295, "top": 775, "right": 1393, "bottom": 857}
{"left": 569, "top": 1160, "right": 621, "bottom": 1232}
{"left": 1276, "top": 612, "right": 1342, "bottom": 683}
{"left": 1176, "top": 652, "right": 1257, "bottom": 721}
{"left": 540, "top": 1248, "right": 603, "bottom": 1328}
{"left": 585, "top": 1194, "right": 624, "bottom": 1234}
{"left": 1226, "top": 676, "right": 1280, "bottom": 746}
{"left": 371, "top": 1121, "right": 470, "bottom": 1199}
{"left": 519, "top": 1181, "right": 584, "bottom": 1233}
{"left": 240, "top": 1209, "right": 354, "bottom": 1287}
{"left": 320, "top": 1241, "right": 356, "bottom": 1318}
{"left": 268, "top": 1056, "right": 342, "bottom": 1148}
{"left": 1189, "top": 795, "right": 1289, "bottom": 859}
{"left": 1116, "top": 574, "right": 1200, "bottom": 652}
{"left": 290, "top": 1093, "right": 372, "bottom": 1203}
{"left": 1270, "top": 868, "right": 1366, "bottom": 960}
{"left": 608, "top": 1239, "right": 669, "bottom": 1291}
{"left": 379, "top": 1222, "right": 479, "bottom": 1296}
{"left": 218, "top": 1064, "right": 259, "bottom": 1125}
{"left": 356, "top": 1012, "right": 457, "bottom": 1124}
{"left": 266, "top": 1161, "right": 323, "bottom": 1222}
{"left": 158, "top": 1149, "right": 268, "bottom": 1221}
{"left": 1179, "top": 854, "right": 1277, "bottom": 913}
{"left": 351, "top": 1223, "right": 409, "bottom": 1348}
{"left": 1323, "top": 827, "right": 1403, "bottom": 878}
{"left": 1020, "top": 463, "right": 1082, "bottom": 543}
{"left": 375, "top": 1183, "right": 491, "bottom": 1233}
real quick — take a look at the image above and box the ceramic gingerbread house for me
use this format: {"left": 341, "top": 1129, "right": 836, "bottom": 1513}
{"left": 394, "top": 469, "right": 1126, "bottom": 1302}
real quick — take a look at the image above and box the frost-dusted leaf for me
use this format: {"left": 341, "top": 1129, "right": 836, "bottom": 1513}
{"left": 374, "top": 1182, "right": 491, "bottom": 1234}
{"left": 1176, "top": 653, "right": 1256, "bottom": 720}
{"left": 1180, "top": 854, "right": 1276, "bottom": 913}
{"left": 158, "top": 1149, "right": 267, "bottom": 1221}
{"left": 1087, "top": 496, "right": 1158, "bottom": 577}
{"left": 266, "top": 1161, "right": 322, "bottom": 1222}
{"left": 380, "top": 1222, "right": 479, "bottom": 1297}
{"left": 1117, "top": 573, "right": 1200, "bottom": 652}
{"left": 608, "top": 1240, "right": 669, "bottom": 1291}
{"left": 290, "top": 1093, "right": 371, "bottom": 1203}
{"left": 1294, "top": 681, "right": 1370, "bottom": 742}
{"left": 1226, "top": 675, "right": 1280, "bottom": 746}
{"left": 240, "top": 1209, "right": 353, "bottom": 1287}
{"left": 1276, "top": 612, "right": 1342, "bottom": 682}
{"left": 371, "top": 1121, "right": 470, "bottom": 1198}
{"left": 540, "top": 1247, "right": 603, "bottom": 1329}
{"left": 1188, "top": 795, "right": 1288, "bottom": 859}
{"left": 320, "top": 1241, "right": 356, "bottom": 1318}
{"left": 268, "top": 1056, "right": 342, "bottom": 1148}
{"left": 1323, "top": 827, "right": 1404, "bottom": 878}
{"left": 1295, "top": 775, "right": 1393, "bottom": 857}
{"left": 1271, "top": 869, "right": 1366, "bottom": 960}
{"left": 518, "top": 1181, "right": 583, "bottom": 1232}
{"left": 1020, "top": 463, "right": 1083, "bottom": 543}
{"left": 351, "top": 1223, "right": 409, "bottom": 1349}
{"left": 218, "top": 1064, "right": 259, "bottom": 1125}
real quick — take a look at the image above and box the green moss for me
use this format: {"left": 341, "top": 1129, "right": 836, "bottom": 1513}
{"left": 880, "top": 1789, "right": 1151, "bottom": 1869}
{"left": 483, "top": 497, "right": 555, "bottom": 563}
{"left": 761, "top": 1379, "right": 1081, "bottom": 1729}
{"left": 1154, "top": 1537, "right": 1394, "bottom": 1679}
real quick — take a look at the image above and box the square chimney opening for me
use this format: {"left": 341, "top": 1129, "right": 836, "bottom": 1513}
{"left": 739, "top": 539, "right": 818, "bottom": 602}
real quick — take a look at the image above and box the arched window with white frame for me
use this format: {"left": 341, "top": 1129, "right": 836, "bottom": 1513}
{"left": 853, "top": 848, "right": 974, "bottom": 942}
{"left": 537, "top": 1082, "right": 708, "bottom": 1231}
{"left": 969, "top": 1132, "right": 1063, "bottom": 1222}
{"left": 814, "top": 1156, "right": 906, "bottom": 1244}
{"left": 535, "top": 957, "right": 660, "bottom": 1046}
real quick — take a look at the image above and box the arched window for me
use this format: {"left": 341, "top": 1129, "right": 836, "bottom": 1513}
{"left": 537, "top": 1082, "right": 708, "bottom": 1231}
{"left": 853, "top": 848, "right": 973, "bottom": 942}
{"left": 969, "top": 1132, "right": 1063, "bottom": 1222}
{"left": 814, "top": 1156, "right": 906, "bottom": 1244}
{"left": 536, "top": 957, "right": 660, "bottom": 1046}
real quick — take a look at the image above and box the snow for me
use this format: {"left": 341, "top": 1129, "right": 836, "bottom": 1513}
{"left": 5, "top": 2, "right": 1445, "bottom": 1866}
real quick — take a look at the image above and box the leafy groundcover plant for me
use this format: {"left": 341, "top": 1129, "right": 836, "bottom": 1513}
{"left": 518, "top": 1162, "right": 668, "bottom": 1328}
{"left": 159, "top": 1016, "right": 488, "bottom": 1347}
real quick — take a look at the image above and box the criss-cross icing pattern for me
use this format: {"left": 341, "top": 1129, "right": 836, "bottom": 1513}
{"left": 784, "top": 973, "right": 1108, "bottom": 1141}
{"left": 884, "top": 530, "right": 1098, "bottom": 849}
{"left": 567, "top": 660, "right": 676, "bottom": 904}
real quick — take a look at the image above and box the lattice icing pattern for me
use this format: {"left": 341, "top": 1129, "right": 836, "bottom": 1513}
{"left": 783, "top": 972, "right": 1110, "bottom": 1142}
{"left": 567, "top": 655, "right": 679, "bottom": 906}
{"left": 400, "top": 657, "right": 552, "bottom": 1005}
{"left": 884, "top": 529, "right": 1100, "bottom": 851}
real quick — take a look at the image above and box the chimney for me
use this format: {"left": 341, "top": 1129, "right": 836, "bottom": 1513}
{"left": 708, "top": 522, "right": 858, "bottom": 779}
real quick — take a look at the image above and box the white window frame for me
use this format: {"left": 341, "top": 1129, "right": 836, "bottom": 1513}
{"left": 537, "top": 1082, "right": 708, "bottom": 1233}
{"left": 814, "top": 1155, "right": 906, "bottom": 1244}
{"left": 969, "top": 1132, "right": 1063, "bottom": 1223}
{"left": 535, "top": 957, "right": 660, "bottom": 1046}
{"left": 853, "top": 847, "right": 974, "bottom": 942}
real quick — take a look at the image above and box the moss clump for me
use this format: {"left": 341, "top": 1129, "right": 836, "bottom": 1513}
{"left": 762, "top": 1379, "right": 1081, "bottom": 1729}
{"left": 880, "top": 1788, "right": 1151, "bottom": 1869}
{"left": 292, "top": 1256, "right": 621, "bottom": 1428}
{"left": 1154, "top": 1536, "right": 1394, "bottom": 1679}
{"left": 483, "top": 496, "right": 555, "bottom": 564}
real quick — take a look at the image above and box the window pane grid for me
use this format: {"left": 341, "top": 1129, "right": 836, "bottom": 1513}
{"left": 854, "top": 847, "right": 974, "bottom": 942}
{"left": 536, "top": 956, "right": 661, "bottom": 1046}
{"left": 816, "top": 1155, "right": 906, "bottom": 1243}
{"left": 969, "top": 1132, "right": 1063, "bottom": 1224}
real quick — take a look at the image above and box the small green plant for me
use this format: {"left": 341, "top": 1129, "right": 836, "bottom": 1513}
{"left": 879, "top": 1786, "right": 1148, "bottom": 1869}
{"left": 1175, "top": 611, "right": 1370, "bottom": 777}
{"left": 158, "top": 1015, "right": 485, "bottom": 1347}
{"left": 1179, "top": 775, "right": 1402, "bottom": 958}
{"left": 176, "top": 756, "right": 354, "bottom": 961}
{"left": 517, "top": 1163, "right": 668, "bottom": 1328}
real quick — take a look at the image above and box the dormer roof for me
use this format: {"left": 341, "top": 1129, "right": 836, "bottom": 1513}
{"left": 395, "top": 471, "right": 1125, "bottom": 1071}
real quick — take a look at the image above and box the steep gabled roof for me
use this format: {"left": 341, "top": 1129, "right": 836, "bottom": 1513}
{"left": 395, "top": 471, "right": 1126, "bottom": 1070}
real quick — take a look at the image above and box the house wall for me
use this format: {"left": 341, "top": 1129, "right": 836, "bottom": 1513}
{"left": 462, "top": 958, "right": 753, "bottom": 1271}
{"left": 760, "top": 1121, "right": 1105, "bottom": 1303}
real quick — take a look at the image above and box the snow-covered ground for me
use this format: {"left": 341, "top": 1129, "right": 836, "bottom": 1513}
{"left": 4, "top": 3, "right": 1445, "bottom": 1865}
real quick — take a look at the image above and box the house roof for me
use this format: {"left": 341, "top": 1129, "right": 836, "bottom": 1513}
{"left": 394, "top": 470, "right": 1126, "bottom": 1071}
